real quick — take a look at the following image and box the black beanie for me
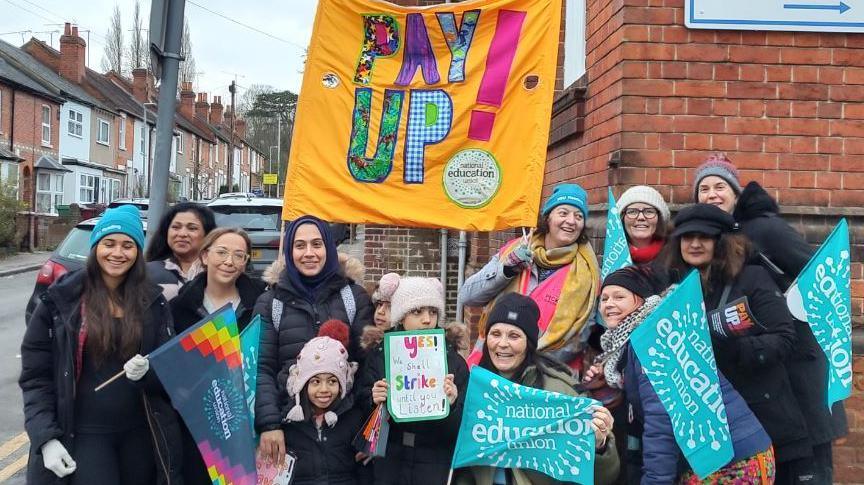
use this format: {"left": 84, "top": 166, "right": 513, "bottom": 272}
{"left": 486, "top": 293, "right": 540, "bottom": 347}
{"left": 601, "top": 265, "right": 661, "bottom": 299}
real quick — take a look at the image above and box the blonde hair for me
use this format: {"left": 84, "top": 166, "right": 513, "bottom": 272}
{"left": 199, "top": 227, "right": 252, "bottom": 267}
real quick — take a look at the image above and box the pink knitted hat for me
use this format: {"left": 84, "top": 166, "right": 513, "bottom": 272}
{"left": 284, "top": 336, "right": 357, "bottom": 426}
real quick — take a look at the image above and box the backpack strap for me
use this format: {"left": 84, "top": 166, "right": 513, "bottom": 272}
{"left": 271, "top": 298, "right": 284, "bottom": 331}
{"left": 340, "top": 285, "right": 356, "bottom": 326}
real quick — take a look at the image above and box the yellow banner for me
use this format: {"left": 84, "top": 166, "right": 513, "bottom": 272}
{"left": 283, "top": 0, "right": 562, "bottom": 230}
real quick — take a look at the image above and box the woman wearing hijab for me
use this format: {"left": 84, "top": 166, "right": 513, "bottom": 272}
{"left": 254, "top": 215, "right": 373, "bottom": 466}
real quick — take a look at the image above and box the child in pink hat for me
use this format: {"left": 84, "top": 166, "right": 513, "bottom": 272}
{"left": 280, "top": 321, "right": 365, "bottom": 484}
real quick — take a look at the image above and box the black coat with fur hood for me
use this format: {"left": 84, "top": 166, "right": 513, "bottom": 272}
{"left": 733, "top": 180, "right": 847, "bottom": 443}
{"left": 254, "top": 258, "right": 373, "bottom": 433}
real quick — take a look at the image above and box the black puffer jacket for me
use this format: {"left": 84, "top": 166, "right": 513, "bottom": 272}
{"left": 20, "top": 270, "right": 183, "bottom": 484}
{"left": 356, "top": 326, "right": 469, "bottom": 485}
{"left": 283, "top": 394, "right": 365, "bottom": 485}
{"left": 254, "top": 267, "right": 373, "bottom": 433}
{"left": 734, "top": 180, "right": 847, "bottom": 443}
{"left": 703, "top": 265, "right": 811, "bottom": 463}
{"left": 171, "top": 272, "right": 266, "bottom": 333}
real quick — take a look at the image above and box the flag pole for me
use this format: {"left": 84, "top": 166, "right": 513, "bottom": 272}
{"left": 94, "top": 354, "right": 150, "bottom": 392}
{"left": 446, "top": 468, "right": 454, "bottom": 485}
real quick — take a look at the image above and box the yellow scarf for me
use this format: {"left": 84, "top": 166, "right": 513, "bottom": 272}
{"left": 481, "top": 233, "right": 599, "bottom": 352}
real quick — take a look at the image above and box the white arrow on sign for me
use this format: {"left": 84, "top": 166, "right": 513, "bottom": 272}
{"left": 687, "top": 0, "right": 864, "bottom": 32}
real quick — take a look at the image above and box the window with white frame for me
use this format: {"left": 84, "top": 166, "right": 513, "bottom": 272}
{"left": 41, "top": 105, "right": 51, "bottom": 146}
{"left": 97, "top": 118, "right": 110, "bottom": 145}
{"left": 36, "top": 172, "right": 64, "bottom": 214}
{"left": 564, "top": 0, "right": 587, "bottom": 86}
{"left": 79, "top": 174, "right": 97, "bottom": 203}
{"left": 119, "top": 114, "right": 126, "bottom": 150}
{"left": 209, "top": 144, "right": 214, "bottom": 168}
{"left": 0, "top": 90, "right": 3, "bottom": 132}
{"left": 176, "top": 134, "right": 183, "bottom": 154}
{"left": 140, "top": 125, "right": 146, "bottom": 154}
{"left": 0, "top": 161, "right": 19, "bottom": 192}
{"left": 68, "top": 109, "right": 83, "bottom": 137}
{"left": 110, "top": 178, "right": 121, "bottom": 201}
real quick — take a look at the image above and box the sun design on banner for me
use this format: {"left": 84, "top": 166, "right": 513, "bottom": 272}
{"left": 203, "top": 378, "right": 248, "bottom": 441}
{"left": 642, "top": 303, "right": 730, "bottom": 454}
{"left": 470, "top": 378, "right": 594, "bottom": 479}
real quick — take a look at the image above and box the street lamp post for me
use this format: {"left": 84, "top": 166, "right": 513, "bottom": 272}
{"left": 269, "top": 145, "right": 278, "bottom": 198}
{"left": 142, "top": 101, "right": 157, "bottom": 196}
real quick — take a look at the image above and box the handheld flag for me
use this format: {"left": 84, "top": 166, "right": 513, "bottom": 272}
{"left": 149, "top": 306, "right": 256, "bottom": 485}
{"left": 600, "top": 188, "right": 633, "bottom": 281}
{"left": 240, "top": 315, "right": 262, "bottom": 438}
{"left": 629, "top": 271, "right": 734, "bottom": 479}
{"left": 451, "top": 366, "right": 597, "bottom": 484}
{"left": 786, "top": 219, "right": 853, "bottom": 408}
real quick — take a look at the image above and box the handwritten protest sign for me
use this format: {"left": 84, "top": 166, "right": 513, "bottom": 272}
{"left": 630, "top": 271, "right": 734, "bottom": 479}
{"left": 384, "top": 328, "right": 449, "bottom": 422}
{"left": 452, "top": 366, "right": 597, "bottom": 484}
{"left": 283, "top": 0, "right": 562, "bottom": 230}
{"left": 786, "top": 218, "right": 853, "bottom": 409}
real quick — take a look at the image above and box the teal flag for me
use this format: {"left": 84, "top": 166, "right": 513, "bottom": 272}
{"left": 451, "top": 366, "right": 597, "bottom": 484}
{"left": 786, "top": 219, "right": 853, "bottom": 409}
{"left": 630, "top": 271, "right": 734, "bottom": 479}
{"left": 600, "top": 188, "right": 632, "bottom": 281}
{"left": 240, "top": 315, "right": 262, "bottom": 437}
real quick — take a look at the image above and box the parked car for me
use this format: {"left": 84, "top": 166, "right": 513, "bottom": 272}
{"left": 107, "top": 198, "right": 150, "bottom": 218}
{"left": 24, "top": 217, "right": 149, "bottom": 324}
{"left": 207, "top": 196, "right": 282, "bottom": 276}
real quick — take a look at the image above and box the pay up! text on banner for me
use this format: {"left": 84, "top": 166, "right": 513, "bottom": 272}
{"left": 283, "top": 0, "right": 562, "bottom": 230}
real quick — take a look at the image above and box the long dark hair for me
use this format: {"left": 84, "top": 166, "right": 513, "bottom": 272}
{"left": 478, "top": 328, "right": 571, "bottom": 388}
{"left": 659, "top": 232, "right": 750, "bottom": 294}
{"left": 145, "top": 202, "right": 216, "bottom": 262}
{"left": 83, "top": 245, "right": 149, "bottom": 367}
{"left": 298, "top": 382, "right": 343, "bottom": 420}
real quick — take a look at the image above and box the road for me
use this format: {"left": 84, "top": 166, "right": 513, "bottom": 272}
{"left": 0, "top": 270, "right": 34, "bottom": 484}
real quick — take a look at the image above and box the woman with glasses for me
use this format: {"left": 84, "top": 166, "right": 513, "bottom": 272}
{"left": 615, "top": 186, "right": 670, "bottom": 265}
{"left": 170, "top": 227, "right": 266, "bottom": 485}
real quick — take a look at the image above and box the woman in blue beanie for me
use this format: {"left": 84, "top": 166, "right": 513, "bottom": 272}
{"left": 254, "top": 214, "right": 373, "bottom": 466}
{"left": 459, "top": 183, "right": 600, "bottom": 370}
{"left": 20, "top": 206, "right": 183, "bottom": 484}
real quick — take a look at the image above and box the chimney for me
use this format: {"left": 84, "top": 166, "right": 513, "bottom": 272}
{"left": 195, "top": 93, "right": 210, "bottom": 120}
{"left": 132, "top": 68, "right": 154, "bottom": 103}
{"left": 223, "top": 108, "right": 234, "bottom": 130}
{"left": 209, "top": 96, "right": 224, "bottom": 126}
{"left": 235, "top": 118, "right": 247, "bottom": 139}
{"left": 179, "top": 82, "right": 195, "bottom": 119}
{"left": 59, "top": 23, "right": 86, "bottom": 84}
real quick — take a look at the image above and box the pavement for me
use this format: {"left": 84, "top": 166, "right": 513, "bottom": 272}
{"left": 0, "top": 252, "right": 49, "bottom": 278}
{"left": 0, "top": 269, "right": 36, "bottom": 484}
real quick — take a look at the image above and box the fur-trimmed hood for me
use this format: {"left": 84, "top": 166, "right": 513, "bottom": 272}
{"left": 262, "top": 252, "right": 366, "bottom": 286}
{"left": 360, "top": 321, "right": 470, "bottom": 356}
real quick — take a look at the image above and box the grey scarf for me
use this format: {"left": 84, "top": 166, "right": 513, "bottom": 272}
{"left": 596, "top": 295, "right": 662, "bottom": 388}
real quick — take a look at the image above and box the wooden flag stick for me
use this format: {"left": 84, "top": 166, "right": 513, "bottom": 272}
{"left": 94, "top": 354, "right": 149, "bottom": 392}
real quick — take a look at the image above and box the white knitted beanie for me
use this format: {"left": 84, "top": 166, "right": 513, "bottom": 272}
{"left": 616, "top": 185, "right": 671, "bottom": 224}
{"left": 389, "top": 276, "right": 446, "bottom": 326}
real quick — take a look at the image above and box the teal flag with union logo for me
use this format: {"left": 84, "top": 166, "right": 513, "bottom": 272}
{"left": 786, "top": 218, "right": 852, "bottom": 409}
{"left": 600, "top": 188, "right": 632, "bottom": 282}
{"left": 629, "top": 271, "right": 734, "bottom": 479}
{"left": 240, "top": 315, "right": 262, "bottom": 438}
{"left": 451, "top": 366, "right": 597, "bottom": 484}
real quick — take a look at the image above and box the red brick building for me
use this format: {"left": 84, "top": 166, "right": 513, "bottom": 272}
{"left": 362, "top": 0, "right": 864, "bottom": 479}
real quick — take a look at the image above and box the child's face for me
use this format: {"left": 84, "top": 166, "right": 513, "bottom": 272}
{"left": 374, "top": 300, "right": 391, "bottom": 329}
{"left": 401, "top": 306, "right": 439, "bottom": 331}
{"left": 307, "top": 373, "right": 340, "bottom": 411}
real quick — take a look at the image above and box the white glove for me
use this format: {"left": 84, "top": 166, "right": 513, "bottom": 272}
{"left": 124, "top": 354, "right": 149, "bottom": 381}
{"left": 41, "top": 439, "right": 76, "bottom": 478}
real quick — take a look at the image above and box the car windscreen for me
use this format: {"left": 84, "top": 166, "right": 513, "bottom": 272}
{"left": 211, "top": 205, "right": 281, "bottom": 231}
{"left": 56, "top": 227, "right": 93, "bottom": 262}
{"left": 108, "top": 202, "right": 148, "bottom": 218}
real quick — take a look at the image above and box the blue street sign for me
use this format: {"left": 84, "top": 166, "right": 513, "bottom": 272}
{"left": 687, "top": 0, "right": 864, "bottom": 32}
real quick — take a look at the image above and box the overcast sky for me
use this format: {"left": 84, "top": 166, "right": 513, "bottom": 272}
{"left": 0, "top": 0, "right": 317, "bottom": 101}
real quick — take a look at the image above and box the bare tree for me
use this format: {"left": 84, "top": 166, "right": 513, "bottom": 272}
{"left": 126, "top": 0, "right": 147, "bottom": 72}
{"left": 178, "top": 18, "right": 197, "bottom": 91}
{"left": 100, "top": 5, "right": 124, "bottom": 74}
